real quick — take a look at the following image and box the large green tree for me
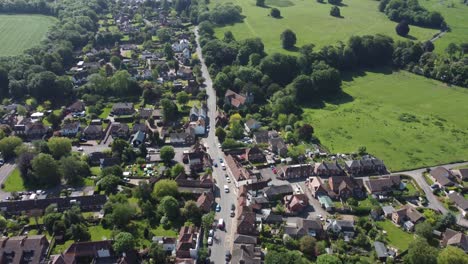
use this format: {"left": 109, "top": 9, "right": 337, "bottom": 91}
{"left": 0, "top": 136, "right": 23, "bottom": 159}
{"left": 153, "top": 179, "right": 178, "bottom": 199}
{"left": 48, "top": 137, "right": 72, "bottom": 159}
{"left": 280, "top": 29, "right": 297, "bottom": 50}
{"left": 32, "top": 153, "right": 60, "bottom": 186}
{"left": 160, "top": 146, "right": 175, "bottom": 164}
{"left": 437, "top": 246, "right": 468, "bottom": 264}
{"left": 405, "top": 238, "right": 438, "bottom": 264}
{"left": 158, "top": 196, "right": 179, "bottom": 220}
{"left": 113, "top": 232, "right": 136, "bottom": 253}
{"left": 59, "top": 156, "right": 90, "bottom": 185}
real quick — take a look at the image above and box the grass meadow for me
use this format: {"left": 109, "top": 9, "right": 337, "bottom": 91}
{"left": 0, "top": 14, "right": 57, "bottom": 57}
{"left": 302, "top": 69, "right": 468, "bottom": 171}
{"left": 211, "top": 0, "right": 438, "bottom": 53}
{"left": 419, "top": 0, "right": 468, "bottom": 53}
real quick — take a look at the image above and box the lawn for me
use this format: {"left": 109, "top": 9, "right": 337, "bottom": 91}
{"left": 302, "top": 69, "right": 468, "bottom": 171}
{"left": 152, "top": 225, "right": 178, "bottom": 237}
{"left": 376, "top": 220, "right": 414, "bottom": 251}
{"left": 212, "top": 0, "right": 438, "bottom": 54}
{"left": 0, "top": 14, "right": 57, "bottom": 57}
{"left": 419, "top": 0, "right": 468, "bottom": 53}
{"left": 3, "top": 168, "right": 26, "bottom": 192}
{"left": 88, "top": 225, "right": 113, "bottom": 241}
{"left": 98, "top": 106, "right": 112, "bottom": 119}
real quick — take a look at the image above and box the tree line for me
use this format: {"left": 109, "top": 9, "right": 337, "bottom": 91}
{"left": 379, "top": 0, "right": 446, "bottom": 29}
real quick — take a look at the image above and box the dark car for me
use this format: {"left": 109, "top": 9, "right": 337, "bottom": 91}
{"left": 225, "top": 250, "right": 231, "bottom": 261}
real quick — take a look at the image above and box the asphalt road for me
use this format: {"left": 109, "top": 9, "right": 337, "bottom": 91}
{"left": 195, "top": 26, "right": 237, "bottom": 263}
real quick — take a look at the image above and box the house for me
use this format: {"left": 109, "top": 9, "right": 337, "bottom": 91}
{"left": 152, "top": 236, "right": 177, "bottom": 252}
{"left": 327, "top": 176, "right": 364, "bottom": 200}
{"left": 264, "top": 184, "right": 293, "bottom": 200}
{"left": 176, "top": 226, "right": 200, "bottom": 262}
{"left": 244, "top": 118, "right": 261, "bottom": 133}
{"left": 183, "top": 144, "right": 212, "bottom": 172}
{"left": 253, "top": 131, "right": 269, "bottom": 144}
{"left": 50, "top": 240, "right": 128, "bottom": 264}
{"left": 284, "top": 194, "right": 309, "bottom": 214}
{"left": 392, "top": 205, "right": 424, "bottom": 230}
{"left": 188, "top": 119, "right": 206, "bottom": 135}
{"left": 431, "top": 167, "right": 456, "bottom": 188}
{"left": 233, "top": 235, "right": 258, "bottom": 245}
{"left": 100, "top": 157, "right": 120, "bottom": 169}
{"left": 138, "top": 108, "right": 154, "bottom": 120}
{"left": 381, "top": 205, "right": 395, "bottom": 218}
{"left": 345, "top": 160, "right": 362, "bottom": 175}
{"left": 374, "top": 241, "right": 388, "bottom": 262}
{"left": 131, "top": 130, "right": 145, "bottom": 147}
{"left": 67, "top": 100, "right": 85, "bottom": 114}
{"left": 225, "top": 155, "right": 255, "bottom": 185}
{"left": 237, "top": 207, "right": 257, "bottom": 236}
{"left": 448, "top": 192, "right": 468, "bottom": 216}
{"left": 175, "top": 172, "right": 214, "bottom": 194}
{"left": 189, "top": 105, "right": 207, "bottom": 122}
{"left": 182, "top": 47, "right": 191, "bottom": 60}
{"left": 196, "top": 191, "right": 214, "bottom": 212}
{"left": 284, "top": 218, "right": 324, "bottom": 239}
{"left": 16, "top": 121, "right": 50, "bottom": 139}
{"left": 215, "top": 110, "right": 229, "bottom": 128}
{"left": 325, "top": 219, "right": 355, "bottom": 239}
{"left": 364, "top": 175, "right": 401, "bottom": 194}
{"left": 279, "top": 164, "right": 313, "bottom": 179}
{"left": 314, "top": 161, "right": 344, "bottom": 176}
{"left": 172, "top": 39, "right": 190, "bottom": 52}
{"left": 231, "top": 244, "right": 262, "bottom": 264}
{"left": 269, "top": 137, "right": 287, "bottom": 156}
{"left": 453, "top": 168, "right": 468, "bottom": 181}
{"left": 132, "top": 123, "right": 147, "bottom": 134}
{"left": 61, "top": 121, "right": 80, "bottom": 137}
{"left": 88, "top": 152, "right": 108, "bottom": 166}
{"left": 245, "top": 146, "right": 266, "bottom": 163}
{"left": 224, "top": 89, "right": 253, "bottom": 108}
{"left": 111, "top": 102, "right": 135, "bottom": 116}
{"left": 306, "top": 177, "right": 330, "bottom": 198}
{"left": 110, "top": 123, "right": 129, "bottom": 139}
{"left": 177, "top": 67, "right": 193, "bottom": 79}
{"left": 169, "top": 128, "right": 195, "bottom": 145}
{"left": 442, "top": 228, "right": 468, "bottom": 253}
{"left": 83, "top": 125, "right": 103, "bottom": 140}
{"left": 260, "top": 209, "right": 283, "bottom": 224}
{"left": 184, "top": 80, "right": 199, "bottom": 94}
{"left": 0, "top": 235, "right": 49, "bottom": 264}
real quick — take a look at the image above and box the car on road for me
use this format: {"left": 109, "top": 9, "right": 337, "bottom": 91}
{"left": 208, "top": 229, "right": 214, "bottom": 237}
{"left": 216, "top": 204, "right": 221, "bottom": 212}
{"left": 77, "top": 147, "right": 84, "bottom": 151}
{"left": 226, "top": 177, "right": 231, "bottom": 183}
{"left": 222, "top": 164, "right": 226, "bottom": 170}
{"left": 230, "top": 205, "right": 235, "bottom": 217}
{"left": 218, "top": 218, "right": 224, "bottom": 229}
{"left": 225, "top": 174, "right": 228, "bottom": 178}
{"left": 213, "top": 162, "right": 217, "bottom": 167}
{"left": 219, "top": 158, "right": 223, "bottom": 163}
{"left": 224, "top": 185, "right": 229, "bottom": 193}
{"left": 217, "top": 143, "right": 221, "bottom": 148}
{"left": 225, "top": 250, "right": 231, "bottom": 261}
{"left": 207, "top": 237, "right": 213, "bottom": 245}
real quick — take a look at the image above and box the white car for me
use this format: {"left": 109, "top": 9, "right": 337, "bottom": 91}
{"left": 207, "top": 237, "right": 213, "bottom": 245}
{"left": 226, "top": 177, "right": 231, "bottom": 183}
{"left": 77, "top": 147, "right": 84, "bottom": 151}
{"left": 217, "top": 143, "right": 222, "bottom": 148}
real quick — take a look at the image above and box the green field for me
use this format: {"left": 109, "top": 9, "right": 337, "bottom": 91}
{"left": 303, "top": 69, "right": 468, "bottom": 171}
{"left": 420, "top": 0, "right": 468, "bottom": 53}
{"left": 0, "top": 14, "right": 57, "bottom": 57}
{"left": 212, "top": 0, "right": 438, "bottom": 53}
{"left": 3, "top": 168, "right": 26, "bottom": 192}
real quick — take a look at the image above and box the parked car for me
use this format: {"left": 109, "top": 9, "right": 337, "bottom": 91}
{"left": 208, "top": 229, "right": 214, "bottom": 237}
{"left": 224, "top": 185, "right": 229, "bottom": 193}
{"left": 216, "top": 204, "right": 221, "bottom": 212}
{"left": 214, "top": 162, "right": 218, "bottom": 167}
{"left": 218, "top": 218, "right": 225, "bottom": 229}
{"left": 225, "top": 250, "right": 231, "bottom": 261}
{"left": 207, "top": 237, "right": 213, "bottom": 245}
{"left": 226, "top": 177, "right": 231, "bottom": 183}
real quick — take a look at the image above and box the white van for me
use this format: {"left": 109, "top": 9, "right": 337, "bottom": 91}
{"left": 224, "top": 185, "right": 229, "bottom": 193}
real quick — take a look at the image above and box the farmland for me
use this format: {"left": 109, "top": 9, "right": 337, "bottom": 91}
{"left": 302, "top": 69, "right": 468, "bottom": 171}
{"left": 0, "top": 14, "right": 57, "bottom": 57}
{"left": 211, "top": 0, "right": 438, "bottom": 54}
{"left": 420, "top": 0, "right": 468, "bottom": 53}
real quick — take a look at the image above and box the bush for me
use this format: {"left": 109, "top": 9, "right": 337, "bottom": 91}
{"left": 330, "top": 6, "right": 341, "bottom": 17}
{"left": 270, "top": 8, "right": 281, "bottom": 18}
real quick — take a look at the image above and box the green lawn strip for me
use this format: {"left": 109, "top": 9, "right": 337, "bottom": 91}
{"left": 52, "top": 240, "right": 74, "bottom": 254}
{"left": 151, "top": 225, "right": 178, "bottom": 237}
{"left": 423, "top": 173, "right": 435, "bottom": 185}
{"left": 212, "top": 0, "right": 437, "bottom": 54}
{"left": 3, "top": 168, "right": 26, "bottom": 192}
{"left": 99, "top": 106, "right": 112, "bottom": 119}
{"left": 89, "top": 225, "right": 113, "bottom": 241}
{"left": 302, "top": 70, "right": 468, "bottom": 171}
{"left": 376, "top": 220, "right": 414, "bottom": 251}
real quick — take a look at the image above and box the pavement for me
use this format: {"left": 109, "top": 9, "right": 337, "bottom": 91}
{"left": 195, "top": 26, "right": 237, "bottom": 264}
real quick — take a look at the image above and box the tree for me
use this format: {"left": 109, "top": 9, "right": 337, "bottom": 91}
{"left": 316, "top": 254, "right": 342, "bottom": 264}
{"left": 265, "top": 250, "right": 309, "bottom": 264}
{"left": 297, "top": 124, "right": 314, "bottom": 141}
{"left": 160, "top": 146, "right": 175, "bottom": 164}
{"left": 436, "top": 212, "right": 456, "bottom": 230}
{"left": 405, "top": 238, "right": 438, "bottom": 264}
{"left": 256, "top": 0, "right": 265, "bottom": 6}
{"left": 396, "top": 21, "right": 410, "bottom": 37}
{"left": 160, "top": 98, "right": 179, "bottom": 123}
{"left": 357, "top": 146, "right": 367, "bottom": 156}
{"left": 182, "top": 200, "right": 202, "bottom": 224}
{"left": 170, "top": 163, "right": 185, "bottom": 178}
{"left": 48, "top": 137, "right": 72, "bottom": 159}
{"left": 149, "top": 243, "right": 167, "bottom": 264}
{"left": 423, "top": 41, "right": 435, "bottom": 52}
{"left": 32, "top": 153, "right": 60, "bottom": 186}
{"left": 330, "top": 6, "right": 341, "bottom": 17}
{"left": 437, "top": 246, "right": 468, "bottom": 264}
{"left": 445, "top": 43, "right": 459, "bottom": 57}
{"left": 299, "top": 236, "right": 317, "bottom": 258}
{"left": 110, "top": 56, "right": 121, "bottom": 69}
{"left": 0, "top": 136, "right": 23, "bottom": 159}
{"left": 153, "top": 179, "right": 178, "bottom": 199}
{"left": 163, "top": 43, "right": 174, "bottom": 59}
{"left": 215, "top": 127, "right": 227, "bottom": 142}
{"left": 230, "top": 121, "right": 244, "bottom": 139}
{"left": 113, "top": 232, "right": 135, "bottom": 253}
{"left": 111, "top": 203, "right": 136, "bottom": 228}
{"left": 158, "top": 196, "right": 179, "bottom": 220}
{"left": 99, "top": 175, "right": 121, "bottom": 194}
{"left": 176, "top": 91, "right": 189, "bottom": 105}
{"left": 415, "top": 222, "right": 433, "bottom": 241}
{"left": 134, "top": 181, "right": 153, "bottom": 201}
{"left": 202, "top": 212, "right": 215, "bottom": 230}
{"left": 270, "top": 8, "right": 281, "bottom": 18}
{"left": 59, "top": 156, "right": 90, "bottom": 185}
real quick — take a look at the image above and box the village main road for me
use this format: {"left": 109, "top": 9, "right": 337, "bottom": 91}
{"left": 392, "top": 161, "right": 468, "bottom": 227}
{"left": 194, "top": 26, "right": 237, "bottom": 263}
